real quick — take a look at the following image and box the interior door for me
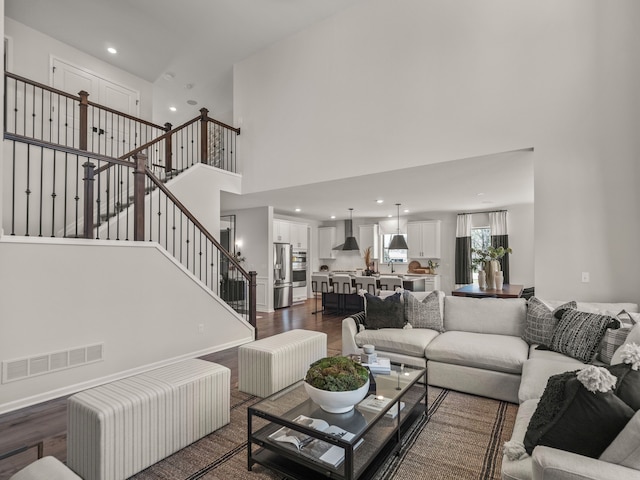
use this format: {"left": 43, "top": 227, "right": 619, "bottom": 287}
{"left": 51, "top": 57, "right": 140, "bottom": 155}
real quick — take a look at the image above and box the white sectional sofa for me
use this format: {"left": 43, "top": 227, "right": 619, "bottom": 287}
{"left": 341, "top": 291, "right": 640, "bottom": 480}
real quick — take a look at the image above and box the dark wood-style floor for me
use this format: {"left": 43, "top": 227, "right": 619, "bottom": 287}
{"left": 0, "top": 299, "right": 344, "bottom": 480}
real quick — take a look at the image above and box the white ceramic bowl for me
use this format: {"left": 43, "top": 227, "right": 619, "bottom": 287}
{"left": 304, "top": 379, "right": 370, "bottom": 414}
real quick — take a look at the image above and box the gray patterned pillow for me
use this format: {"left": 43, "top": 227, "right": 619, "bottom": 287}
{"left": 404, "top": 291, "right": 443, "bottom": 331}
{"left": 523, "top": 297, "right": 577, "bottom": 346}
{"left": 549, "top": 309, "right": 619, "bottom": 363}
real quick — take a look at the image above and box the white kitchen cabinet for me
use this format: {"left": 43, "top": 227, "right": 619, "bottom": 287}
{"left": 318, "top": 227, "right": 337, "bottom": 259}
{"left": 293, "top": 286, "right": 308, "bottom": 303}
{"left": 424, "top": 275, "right": 441, "bottom": 291}
{"left": 273, "top": 219, "right": 290, "bottom": 243}
{"left": 407, "top": 220, "right": 441, "bottom": 258}
{"left": 359, "top": 224, "right": 380, "bottom": 259}
{"left": 290, "top": 222, "right": 308, "bottom": 249}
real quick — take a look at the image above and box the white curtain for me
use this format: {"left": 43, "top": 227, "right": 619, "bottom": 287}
{"left": 489, "top": 211, "right": 508, "bottom": 236}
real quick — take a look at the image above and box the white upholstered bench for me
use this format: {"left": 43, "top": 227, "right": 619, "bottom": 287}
{"left": 238, "top": 329, "right": 327, "bottom": 397}
{"left": 67, "top": 359, "right": 230, "bottom": 480}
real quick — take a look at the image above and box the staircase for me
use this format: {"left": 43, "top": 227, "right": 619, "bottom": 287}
{"left": 2, "top": 71, "right": 256, "bottom": 329}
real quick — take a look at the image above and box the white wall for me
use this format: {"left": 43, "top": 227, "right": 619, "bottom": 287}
{"left": 223, "top": 206, "right": 272, "bottom": 311}
{"left": 234, "top": 0, "right": 640, "bottom": 304}
{"left": 0, "top": 237, "right": 253, "bottom": 414}
{"left": 5, "top": 18, "right": 154, "bottom": 120}
{"left": 165, "top": 163, "right": 242, "bottom": 242}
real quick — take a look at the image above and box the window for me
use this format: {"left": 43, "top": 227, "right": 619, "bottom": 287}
{"left": 382, "top": 234, "right": 408, "bottom": 264}
{"left": 471, "top": 227, "right": 491, "bottom": 280}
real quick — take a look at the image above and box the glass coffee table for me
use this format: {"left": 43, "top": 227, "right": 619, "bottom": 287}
{"left": 248, "top": 362, "right": 426, "bottom": 480}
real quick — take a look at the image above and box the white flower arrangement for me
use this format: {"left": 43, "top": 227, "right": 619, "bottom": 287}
{"left": 620, "top": 342, "right": 640, "bottom": 371}
{"left": 576, "top": 365, "right": 617, "bottom": 393}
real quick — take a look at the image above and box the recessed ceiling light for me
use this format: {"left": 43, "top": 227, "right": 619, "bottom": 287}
{"left": 169, "top": 106, "right": 177, "bottom": 112}
{"left": 404, "top": 209, "right": 410, "bottom": 213}
{"left": 376, "top": 199, "right": 384, "bottom": 204}
{"left": 294, "top": 208, "right": 301, "bottom": 212}
{"left": 162, "top": 72, "right": 175, "bottom": 81}
{"left": 330, "top": 215, "right": 336, "bottom": 219}
{"left": 186, "top": 99, "right": 198, "bottom": 106}
{"left": 107, "top": 47, "right": 117, "bottom": 54}
{"left": 477, "top": 192, "right": 485, "bottom": 196}
{"left": 388, "top": 214, "right": 393, "bottom": 218}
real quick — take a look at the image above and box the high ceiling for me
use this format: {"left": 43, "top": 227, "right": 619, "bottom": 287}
{"left": 5, "top": 1, "right": 534, "bottom": 220}
{"left": 5, "top": 0, "right": 364, "bottom": 121}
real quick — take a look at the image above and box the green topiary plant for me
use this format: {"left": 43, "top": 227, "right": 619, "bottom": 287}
{"left": 305, "top": 356, "right": 369, "bottom": 392}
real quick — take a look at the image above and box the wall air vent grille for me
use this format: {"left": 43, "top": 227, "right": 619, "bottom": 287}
{"left": 2, "top": 343, "right": 105, "bottom": 384}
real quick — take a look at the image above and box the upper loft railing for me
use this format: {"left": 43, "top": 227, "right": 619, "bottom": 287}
{"left": 4, "top": 72, "right": 240, "bottom": 176}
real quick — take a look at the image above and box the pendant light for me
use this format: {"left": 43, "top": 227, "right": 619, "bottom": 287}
{"left": 388, "top": 203, "right": 409, "bottom": 250}
{"left": 342, "top": 208, "right": 360, "bottom": 251}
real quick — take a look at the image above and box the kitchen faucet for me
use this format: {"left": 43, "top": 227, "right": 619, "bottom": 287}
{"left": 388, "top": 260, "right": 395, "bottom": 273}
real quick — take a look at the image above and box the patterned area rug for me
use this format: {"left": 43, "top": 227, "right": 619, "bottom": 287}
{"left": 131, "top": 387, "right": 516, "bottom": 480}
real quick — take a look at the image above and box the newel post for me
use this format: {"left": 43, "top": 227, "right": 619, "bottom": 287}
{"left": 164, "top": 122, "right": 173, "bottom": 174}
{"left": 82, "top": 161, "right": 95, "bottom": 239}
{"left": 249, "top": 271, "right": 257, "bottom": 337}
{"left": 133, "top": 152, "right": 147, "bottom": 241}
{"left": 78, "top": 91, "right": 89, "bottom": 151}
{"left": 199, "top": 107, "right": 209, "bottom": 164}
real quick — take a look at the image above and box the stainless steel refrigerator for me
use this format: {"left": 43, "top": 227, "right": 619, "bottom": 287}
{"left": 273, "top": 242, "right": 293, "bottom": 309}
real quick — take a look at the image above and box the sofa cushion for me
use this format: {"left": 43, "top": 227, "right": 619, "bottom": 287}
{"left": 404, "top": 290, "right": 443, "bottom": 331}
{"left": 518, "top": 358, "right": 583, "bottom": 403}
{"left": 527, "top": 344, "right": 583, "bottom": 364}
{"left": 522, "top": 297, "right": 577, "bottom": 346}
{"left": 425, "top": 331, "right": 529, "bottom": 374}
{"left": 606, "top": 362, "right": 640, "bottom": 411}
{"left": 549, "top": 309, "right": 618, "bottom": 363}
{"left": 524, "top": 372, "right": 634, "bottom": 458}
{"left": 443, "top": 296, "right": 527, "bottom": 336}
{"left": 364, "top": 292, "right": 404, "bottom": 329}
{"left": 502, "top": 399, "right": 538, "bottom": 480}
{"left": 599, "top": 410, "right": 640, "bottom": 468}
{"left": 355, "top": 328, "right": 439, "bottom": 357}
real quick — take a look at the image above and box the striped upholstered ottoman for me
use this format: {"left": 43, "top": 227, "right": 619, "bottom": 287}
{"left": 67, "top": 359, "right": 229, "bottom": 480}
{"left": 239, "top": 329, "right": 327, "bottom": 397}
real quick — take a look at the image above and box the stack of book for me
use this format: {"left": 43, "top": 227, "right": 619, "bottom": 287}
{"left": 358, "top": 394, "right": 405, "bottom": 419}
{"left": 362, "top": 356, "right": 391, "bottom": 374}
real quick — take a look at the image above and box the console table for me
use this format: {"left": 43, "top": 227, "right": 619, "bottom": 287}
{"left": 451, "top": 284, "right": 524, "bottom": 299}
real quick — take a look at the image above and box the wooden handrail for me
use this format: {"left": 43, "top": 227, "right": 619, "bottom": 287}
{"left": 4, "top": 132, "right": 135, "bottom": 168}
{"left": 144, "top": 167, "right": 250, "bottom": 277}
{"left": 206, "top": 116, "right": 241, "bottom": 135}
{"left": 5, "top": 71, "right": 79, "bottom": 101}
{"left": 5, "top": 71, "right": 166, "bottom": 131}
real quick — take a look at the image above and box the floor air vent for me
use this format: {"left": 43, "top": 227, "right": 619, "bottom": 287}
{"left": 2, "top": 343, "right": 104, "bottom": 383}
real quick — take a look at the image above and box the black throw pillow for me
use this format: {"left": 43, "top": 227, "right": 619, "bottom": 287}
{"left": 364, "top": 292, "right": 404, "bottom": 329}
{"left": 525, "top": 372, "right": 635, "bottom": 458}
{"left": 606, "top": 362, "right": 640, "bottom": 411}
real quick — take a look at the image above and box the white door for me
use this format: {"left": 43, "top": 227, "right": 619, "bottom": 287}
{"left": 51, "top": 57, "right": 140, "bottom": 155}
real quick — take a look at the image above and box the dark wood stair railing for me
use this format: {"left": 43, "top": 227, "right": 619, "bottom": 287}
{"left": 3, "top": 71, "right": 253, "bottom": 329}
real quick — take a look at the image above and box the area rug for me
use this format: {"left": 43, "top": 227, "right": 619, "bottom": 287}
{"left": 131, "top": 387, "right": 516, "bottom": 480}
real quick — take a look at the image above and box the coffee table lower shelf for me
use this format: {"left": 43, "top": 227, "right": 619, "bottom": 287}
{"left": 249, "top": 403, "right": 426, "bottom": 480}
